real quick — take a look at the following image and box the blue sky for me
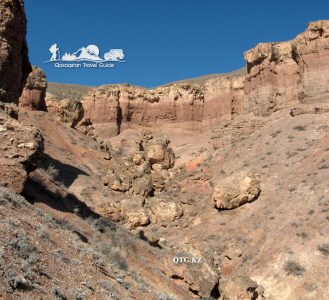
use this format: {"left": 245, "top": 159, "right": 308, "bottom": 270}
{"left": 25, "top": 0, "right": 329, "bottom": 87}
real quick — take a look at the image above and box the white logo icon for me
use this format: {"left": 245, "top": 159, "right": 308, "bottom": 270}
{"left": 45, "top": 43, "right": 125, "bottom": 68}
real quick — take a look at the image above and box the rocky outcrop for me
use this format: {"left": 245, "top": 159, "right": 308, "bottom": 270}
{"left": 100, "top": 136, "right": 175, "bottom": 199}
{"left": 46, "top": 95, "right": 84, "bottom": 128}
{"left": 219, "top": 276, "right": 265, "bottom": 300}
{"left": 244, "top": 41, "right": 299, "bottom": 116}
{"left": 57, "top": 98, "right": 84, "bottom": 128}
{"left": 244, "top": 20, "right": 329, "bottom": 115}
{"left": 0, "top": 102, "right": 18, "bottom": 119}
{"left": 292, "top": 20, "right": 329, "bottom": 104}
{"left": 0, "top": 0, "right": 31, "bottom": 104}
{"left": 163, "top": 245, "right": 219, "bottom": 299}
{"left": 0, "top": 110, "right": 44, "bottom": 193}
{"left": 19, "top": 66, "right": 47, "bottom": 111}
{"left": 213, "top": 170, "right": 261, "bottom": 210}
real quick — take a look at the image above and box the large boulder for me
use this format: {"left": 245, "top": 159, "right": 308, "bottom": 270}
{"left": 0, "top": 0, "right": 31, "bottom": 105}
{"left": 147, "top": 197, "right": 183, "bottom": 227}
{"left": 213, "top": 170, "right": 261, "bottom": 210}
{"left": 145, "top": 139, "right": 175, "bottom": 170}
{"left": 120, "top": 196, "right": 150, "bottom": 228}
{"left": 19, "top": 66, "right": 47, "bottom": 111}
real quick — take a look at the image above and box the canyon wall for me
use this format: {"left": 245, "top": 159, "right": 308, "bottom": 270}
{"left": 244, "top": 20, "right": 329, "bottom": 115}
{"left": 0, "top": 0, "right": 31, "bottom": 104}
{"left": 80, "top": 20, "right": 329, "bottom": 134}
{"left": 0, "top": 0, "right": 43, "bottom": 193}
{"left": 81, "top": 76, "right": 245, "bottom": 134}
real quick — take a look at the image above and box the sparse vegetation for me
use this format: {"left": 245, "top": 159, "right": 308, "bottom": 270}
{"left": 47, "top": 82, "right": 93, "bottom": 102}
{"left": 317, "top": 243, "right": 329, "bottom": 256}
{"left": 43, "top": 163, "right": 60, "bottom": 179}
{"left": 283, "top": 260, "right": 306, "bottom": 276}
{"left": 319, "top": 164, "right": 329, "bottom": 170}
{"left": 286, "top": 151, "right": 297, "bottom": 158}
{"left": 270, "top": 130, "right": 282, "bottom": 138}
{"left": 36, "top": 225, "right": 49, "bottom": 240}
{"left": 52, "top": 286, "right": 67, "bottom": 300}
{"left": 293, "top": 125, "right": 307, "bottom": 131}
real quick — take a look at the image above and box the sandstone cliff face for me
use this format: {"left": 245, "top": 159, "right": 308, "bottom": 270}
{"left": 244, "top": 20, "right": 329, "bottom": 115}
{"left": 81, "top": 75, "right": 244, "bottom": 135}
{"left": 0, "top": 0, "right": 31, "bottom": 104}
{"left": 292, "top": 20, "right": 329, "bottom": 104}
{"left": 46, "top": 94, "right": 84, "bottom": 128}
{"left": 19, "top": 66, "right": 47, "bottom": 111}
{"left": 80, "top": 20, "right": 329, "bottom": 134}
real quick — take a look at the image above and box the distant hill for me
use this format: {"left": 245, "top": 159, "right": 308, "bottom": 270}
{"left": 161, "top": 67, "right": 247, "bottom": 86}
{"left": 47, "top": 68, "right": 247, "bottom": 101}
{"left": 47, "top": 82, "right": 94, "bottom": 101}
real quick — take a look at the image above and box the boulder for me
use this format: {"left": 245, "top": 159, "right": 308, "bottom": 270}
{"left": 132, "top": 152, "right": 145, "bottom": 166}
{"left": 101, "top": 171, "right": 130, "bottom": 192}
{"left": 145, "top": 140, "right": 175, "bottom": 170}
{"left": 151, "top": 172, "right": 165, "bottom": 192}
{"left": 142, "top": 129, "right": 153, "bottom": 140}
{"left": 147, "top": 198, "right": 183, "bottom": 226}
{"left": 120, "top": 196, "right": 149, "bottom": 228}
{"left": 130, "top": 175, "right": 153, "bottom": 197}
{"left": 219, "top": 276, "right": 265, "bottom": 300}
{"left": 19, "top": 66, "right": 47, "bottom": 111}
{"left": 213, "top": 171, "right": 261, "bottom": 210}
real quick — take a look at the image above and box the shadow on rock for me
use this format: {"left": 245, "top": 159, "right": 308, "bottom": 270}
{"left": 37, "top": 153, "right": 89, "bottom": 188}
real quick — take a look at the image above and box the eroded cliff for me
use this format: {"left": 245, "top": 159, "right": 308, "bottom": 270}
{"left": 79, "top": 20, "right": 329, "bottom": 135}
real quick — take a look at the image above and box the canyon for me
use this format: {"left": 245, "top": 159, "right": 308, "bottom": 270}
{"left": 0, "top": 1, "right": 329, "bottom": 299}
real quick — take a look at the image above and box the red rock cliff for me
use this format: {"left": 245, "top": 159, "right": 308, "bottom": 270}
{"left": 244, "top": 20, "right": 329, "bottom": 115}
{"left": 81, "top": 75, "right": 245, "bottom": 135}
{"left": 80, "top": 20, "right": 329, "bottom": 134}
